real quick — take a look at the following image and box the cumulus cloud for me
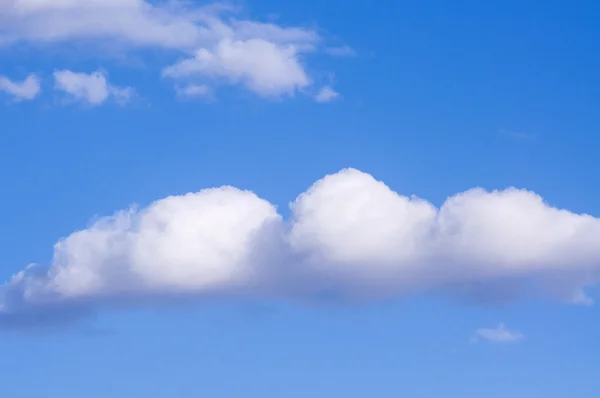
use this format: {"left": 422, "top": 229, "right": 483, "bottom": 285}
{"left": 0, "top": 73, "right": 40, "bottom": 100}
{"left": 315, "top": 86, "right": 340, "bottom": 103}
{"left": 2, "top": 168, "right": 599, "bottom": 327}
{"left": 53, "top": 70, "right": 133, "bottom": 105}
{"left": 0, "top": 0, "right": 342, "bottom": 99}
{"left": 473, "top": 324, "right": 524, "bottom": 343}
{"left": 163, "top": 38, "right": 310, "bottom": 97}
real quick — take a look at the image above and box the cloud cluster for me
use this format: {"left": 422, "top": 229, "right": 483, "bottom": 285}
{"left": 0, "top": 0, "right": 345, "bottom": 100}
{"left": 2, "top": 169, "right": 599, "bottom": 326}
{"left": 0, "top": 70, "right": 132, "bottom": 105}
{"left": 0, "top": 73, "right": 40, "bottom": 100}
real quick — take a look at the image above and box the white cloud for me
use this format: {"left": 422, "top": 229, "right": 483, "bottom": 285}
{"left": 0, "top": 0, "right": 217, "bottom": 49}
{"left": 0, "top": 73, "right": 40, "bottom": 100}
{"left": 474, "top": 324, "right": 524, "bottom": 343}
{"left": 53, "top": 70, "right": 133, "bottom": 106}
{"left": 0, "top": 1, "right": 343, "bottom": 99}
{"left": 3, "top": 168, "right": 598, "bottom": 325}
{"left": 315, "top": 86, "right": 340, "bottom": 103}
{"left": 163, "top": 38, "right": 310, "bottom": 97}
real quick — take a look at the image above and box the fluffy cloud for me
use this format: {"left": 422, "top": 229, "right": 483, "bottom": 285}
{"left": 53, "top": 70, "right": 133, "bottom": 105}
{"left": 315, "top": 86, "right": 340, "bottom": 103}
{"left": 0, "top": 73, "right": 40, "bottom": 100}
{"left": 2, "top": 168, "right": 599, "bottom": 326}
{"left": 473, "top": 324, "right": 524, "bottom": 343}
{"left": 0, "top": 0, "right": 339, "bottom": 99}
{"left": 163, "top": 38, "right": 310, "bottom": 97}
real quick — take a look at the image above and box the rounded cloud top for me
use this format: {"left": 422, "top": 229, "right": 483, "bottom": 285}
{"left": 2, "top": 168, "right": 599, "bottom": 325}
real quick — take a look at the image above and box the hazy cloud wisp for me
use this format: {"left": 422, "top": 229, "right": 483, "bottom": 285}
{"left": 0, "top": 73, "right": 41, "bottom": 100}
{"left": 315, "top": 86, "right": 340, "bottom": 103}
{"left": 474, "top": 324, "right": 524, "bottom": 343}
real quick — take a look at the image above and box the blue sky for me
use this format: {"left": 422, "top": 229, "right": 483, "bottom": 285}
{"left": 1, "top": 0, "right": 600, "bottom": 396}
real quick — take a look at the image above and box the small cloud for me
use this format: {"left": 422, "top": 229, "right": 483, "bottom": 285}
{"left": 473, "top": 324, "right": 524, "bottom": 344}
{"left": 568, "top": 288, "right": 594, "bottom": 306}
{"left": 315, "top": 86, "right": 340, "bottom": 103}
{"left": 176, "top": 84, "right": 212, "bottom": 99}
{"left": 53, "top": 70, "right": 133, "bottom": 106}
{"left": 0, "top": 74, "right": 41, "bottom": 101}
{"left": 325, "top": 45, "right": 357, "bottom": 57}
{"left": 110, "top": 86, "right": 134, "bottom": 105}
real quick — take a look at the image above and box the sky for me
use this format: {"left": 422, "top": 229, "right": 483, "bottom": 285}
{"left": 1, "top": 0, "right": 600, "bottom": 396}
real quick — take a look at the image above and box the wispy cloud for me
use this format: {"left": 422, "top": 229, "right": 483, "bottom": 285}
{"left": 175, "top": 84, "right": 212, "bottom": 99}
{"left": 325, "top": 45, "right": 357, "bottom": 57}
{"left": 0, "top": 74, "right": 41, "bottom": 101}
{"left": 315, "top": 86, "right": 340, "bottom": 103}
{"left": 473, "top": 324, "right": 524, "bottom": 344}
